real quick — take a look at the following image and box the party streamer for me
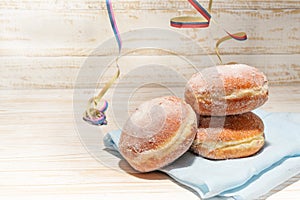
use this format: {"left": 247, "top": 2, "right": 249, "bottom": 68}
{"left": 215, "top": 31, "right": 247, "bottom": 64}
{"left": 171, "top": 0, "right": 248, "bottom": 64}
{"left": 170, "top": 0, "right": 212, "bottom": 28}
{"left": 83, "top": 0, "right": 121, "bottom": 126}
{"left": 83, "top": 0, "right": 248, "bottom": 125}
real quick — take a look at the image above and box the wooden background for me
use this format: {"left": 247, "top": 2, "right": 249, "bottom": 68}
{"left": 0, "top": 0, "right": 299, "bottom": 199}
{"left": 0, "top": 0, "right": 299, "bottom": 89}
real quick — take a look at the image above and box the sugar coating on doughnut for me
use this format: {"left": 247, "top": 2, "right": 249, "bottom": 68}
{"left": 185, "top": 64, "right": 269, "bottom": 116}
{"left": 191, "top": 112, "right": 265, "bottom": 160}
{"left": 119, "top": 96, "right": 197, "bottom": 172}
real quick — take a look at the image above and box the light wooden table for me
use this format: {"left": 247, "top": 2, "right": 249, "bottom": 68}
{"left": 0, "top": 85, "right": 299, "bottom": 200}
{"left": 0, "top": 1, "right": 299, "bottom": 199}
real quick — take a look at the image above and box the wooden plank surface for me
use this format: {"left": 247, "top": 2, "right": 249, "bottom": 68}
{"left": 0, "top": 0, "right": 299, "bottom": 199}
{"left": 0, "top": 86, "right": 299, "bottom": 199}
{"left": 1, "top": 0, "right": 300, "bottom": 10}
{"left": 0, "top": 9, "right": 299, "bottom": 56}
{"left": 1, "top": 0, "right": 299, "bottom": 89}
{"left": 1, "top": 55, "right": 299, "bottom": 89}
{"left": 0, "top": 0, "right": 299, "bottom": 56}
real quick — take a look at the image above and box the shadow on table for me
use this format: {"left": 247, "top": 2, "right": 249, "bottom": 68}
{"left": 116, "top": 152, "right": 201, "bottom": 198}
{"left": 118, "top": 159, "right": 201, "bottom": 198}
{"left": 104, "top": 145, "right": 201, "bottom": 196}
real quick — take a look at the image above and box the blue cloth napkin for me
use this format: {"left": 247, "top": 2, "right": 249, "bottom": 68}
{"left": 103, "top": 110, "right": 300, "bottom": 199}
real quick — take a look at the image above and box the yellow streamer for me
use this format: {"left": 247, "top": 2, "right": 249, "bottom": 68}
{"left": 215, "top": 32, "right": 247, "bottom": 65}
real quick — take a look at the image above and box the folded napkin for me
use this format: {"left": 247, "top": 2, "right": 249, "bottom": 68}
{"left": 103, "top": 110, "right": 300, "bottom": 199}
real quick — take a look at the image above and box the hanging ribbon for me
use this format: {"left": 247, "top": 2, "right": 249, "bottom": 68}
{"left": 83, "top": 0, "right": 248, "bottom": 125}
{"left": 170, "top": 0, "right": 212, "bottom": 28}
{"left": 215, "top": 31, "right": 247, "bottom": 64}
{"left": 83, "top": 0, "right": 121, "bottom": 126}
{"left": 170, "top": 0, "right": 248, "bottom": 64}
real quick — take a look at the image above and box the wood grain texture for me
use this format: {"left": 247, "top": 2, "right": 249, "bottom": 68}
{"left": 1, "top": 0, "right": 299, "bottom": 10}
{"left": 0, "top": 0, "right": 299, "bottom": 89}
{"left": 0, "top": 55, "right": 299, "bottom": 89}
{"left": 0, "top": 86, "right": 299, "bottom": 199}
{"left": 0, "top": 0, "right": 299, "bottom": 199}
{"left": 0, "top": 9, "right": 299, "bottom": 56}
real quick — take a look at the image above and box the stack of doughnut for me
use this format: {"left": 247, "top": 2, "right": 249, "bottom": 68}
{"left": 118, "top": 64, "right": 269, "bottom": 172}
{"left": 185, "top": 64, "right": 268, "bottom": 160}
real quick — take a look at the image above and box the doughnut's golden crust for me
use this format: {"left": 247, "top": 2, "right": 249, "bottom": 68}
{"left": 191, "top": 112, "right": 265, "bottom": 160}
{"left": 185, "top": 64, "right": 269, "bottom": 116}
{"left": 119, "top": 96, "right": 197, "bottom": 172}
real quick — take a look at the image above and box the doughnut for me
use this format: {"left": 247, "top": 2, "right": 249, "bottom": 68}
{"left": 119, "top": 96, "right": 197, "bottom": 172}
{"left": 191, "top": 112, "right": 265, "bottom": 160}
{"left": 185, "top": 64, "right": 269, "bottom": 116}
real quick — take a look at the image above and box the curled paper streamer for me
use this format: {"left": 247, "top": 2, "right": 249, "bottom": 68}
{"left": 215, "top": 32, "right": 247, "bottom": 64}
{"left": 170, "top": 0, "right": 212, "bottom": 28}
{"left": 84, "top": 0, "right": 248, "bottom": 125}
{"left": 83, "top": 0, "right": 121, "bottom": 126}
{"left": 83, "top": 100, "right": 108, "bottom": 126}
{"left": 170, "top": 0, "right": 248, "bottom": 64}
